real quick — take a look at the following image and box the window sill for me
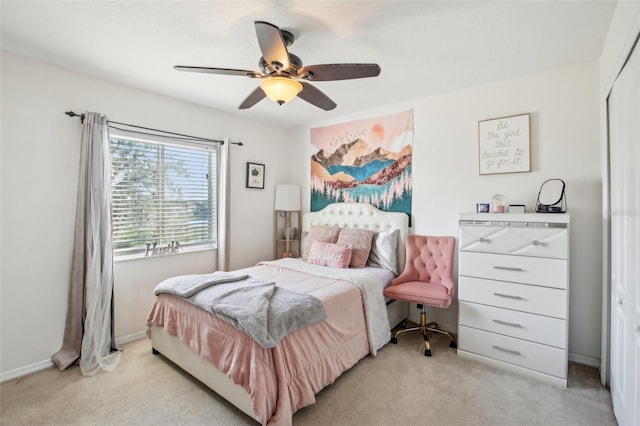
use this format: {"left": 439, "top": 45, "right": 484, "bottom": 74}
{"left": 114, "top": 246, "right": 216, "bottom": 263}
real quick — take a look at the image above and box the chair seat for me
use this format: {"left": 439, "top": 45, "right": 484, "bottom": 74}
{"left": 384, "top": 280, "right": 452, "bottom": 308}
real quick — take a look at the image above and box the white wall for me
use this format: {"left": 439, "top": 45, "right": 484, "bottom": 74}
{"left": 0, "top": 52, "right": 291, "bottom": 376}
{"left": 287, "top": 62, "right": 603, "bottom": 364}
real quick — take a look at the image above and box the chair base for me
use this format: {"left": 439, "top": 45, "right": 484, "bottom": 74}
{"left": 390, "top": 308, "right": 457, "bottom": 357}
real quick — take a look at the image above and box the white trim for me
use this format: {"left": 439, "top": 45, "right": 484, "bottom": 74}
{"left": 0, "top": 359, "right": 53, "bottom": 383}
{"left": 600, "top": 7, "right": 640, "bottom": 388}
{"left": 1, "top": 332, "right": 148, "bottom": 383}
{"left": 569, "top": 352, "right": 601, "bottom": 369}
{"left": 116, "top": 330, "right": 147, "bottom": 346}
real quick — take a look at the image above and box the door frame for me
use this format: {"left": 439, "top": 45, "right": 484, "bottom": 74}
{"left": 601, "top": 13, "right": 640, "bottom": 387}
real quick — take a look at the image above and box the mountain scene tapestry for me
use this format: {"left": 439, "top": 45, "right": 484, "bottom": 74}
{"left": 310, "top": 109, "right": 413, "bottom": 216}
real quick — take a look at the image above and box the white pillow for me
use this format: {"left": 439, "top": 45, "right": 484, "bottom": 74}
{"left": 366, "top": 229, "right": 399, "bottom": 275}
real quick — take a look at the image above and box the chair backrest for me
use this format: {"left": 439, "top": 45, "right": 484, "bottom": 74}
{"left": 401, "top": 235, "right": 455, "bottom": 287}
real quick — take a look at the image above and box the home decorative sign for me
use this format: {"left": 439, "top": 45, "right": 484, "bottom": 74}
{"left": 478, "top": 113, "right": 530, "bottom": 175}
{"left": 246, "top": 162, "right": 265, "bottom": 189}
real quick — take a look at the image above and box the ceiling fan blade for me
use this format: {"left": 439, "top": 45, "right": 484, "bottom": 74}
{"left": 297, "top": 82, "right": 337, "bottom": 111}
{"left": 298, "top": 64, "right": 381, "bottom": 81}
{"left": 175, "top": 65, "right": 261, "bottom": 78}
{"left": 238, "top": 87, "right": 266, "bottom": 109}
{"left": 255, "top": 21, "right": 290, "bottom": 71}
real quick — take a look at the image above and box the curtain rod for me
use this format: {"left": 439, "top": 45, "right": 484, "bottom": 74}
{"left": 65, "top": 111, "right": 244, "bottom": 146}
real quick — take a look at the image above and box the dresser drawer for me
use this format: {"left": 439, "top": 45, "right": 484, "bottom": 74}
{"left": 459, "top": 225, "right": 568, "bottom": 259}
{"left": 459, "top": 326, "right": 567, "bottom": 379}
{"left": 459, "top": 251, "right": 567, "bottom": 289}
{"left": 459, "top": 302, "right": 567, "bottom": 349}
{"left": 459, "top": 276, "right": 566, "bottom": 318}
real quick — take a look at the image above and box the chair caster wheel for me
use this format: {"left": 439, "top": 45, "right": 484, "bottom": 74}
{"left": 390, "top": 337, "right": 398, "bottom": 344}
{"left": 449, "top": 341, "right": 457, "bottom": 349}
{"left": 424, "top": 349, "right": 432, "bottom": 357}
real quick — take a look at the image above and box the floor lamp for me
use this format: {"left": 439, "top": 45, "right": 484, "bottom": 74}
{"left": 275, "top": 184, "right": 301, "bottom": 258}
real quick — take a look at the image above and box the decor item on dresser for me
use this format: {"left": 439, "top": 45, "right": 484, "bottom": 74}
{"left": 246, "top": 162, "right": 265, "bottom": 189}
{"left": 274, "top": 184, "right": 301, "bottom": 258}
{"left": 383, "top": 235, "right": 457, "bottom": 357}
{"left": 147, "top": 202, "right": 409, "bottom": 425}
{"left": 476, "top": 203, "right": 490, "bottom": 213}
{"left": 491, "top": 193, "right": 506, "bottom": 213}
{"left": 478, "top": 113, "right": 530, "bottom": 175}
{"left": 535, "top": 178, "right": 567, "bottom": 213}
{"left": 457, "top": 212, "right": 570, "bottom": 386}
{"left": 508, "top": 204, "right": 526, "bottom": 214}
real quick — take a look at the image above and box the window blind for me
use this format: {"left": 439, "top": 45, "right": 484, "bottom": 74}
{"left": 110, "top": 137, "right": 217, "bottom": 256}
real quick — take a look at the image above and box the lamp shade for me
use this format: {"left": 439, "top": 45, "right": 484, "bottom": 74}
{"left": 260, "top": 77, "right": 303, "bottom": 105}
{"left": 275, "top": 184, "right": 301, "bottom": 211}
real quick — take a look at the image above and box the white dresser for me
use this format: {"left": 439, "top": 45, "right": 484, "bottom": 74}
{"left": 457, "top": 212, "right": 570, "bottom": 387}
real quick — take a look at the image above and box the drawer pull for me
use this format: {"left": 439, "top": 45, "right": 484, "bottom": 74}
{"left": 493, "top": 266, "right": 524, "bottom": 272}
{"left": 532, "top": 240, "right": 543, "bottom": 246}
{"left": 493, "top": 319, "right": 523, "bottom": 328}
{"left": 493, "top": 292, "right": 524, "bottom": 300}
{"left": 479, "top": 237, "right": 488, "bottom": 243}
{"left": 492, "top": 345, "right": 521, "bottom": 356}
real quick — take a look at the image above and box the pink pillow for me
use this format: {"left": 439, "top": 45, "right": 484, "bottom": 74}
{"left": 337, "top": 228, "right": 375, "bottom": 267}
{"left": 307, "top": 241, "right": 352, "bottom": 268}
{"left": 303, "top": 226, "right": 341, "bottom": 259}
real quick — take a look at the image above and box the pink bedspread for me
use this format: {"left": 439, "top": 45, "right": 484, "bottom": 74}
{"left": 146, "top": 262, "right": 372, "bottom": 425}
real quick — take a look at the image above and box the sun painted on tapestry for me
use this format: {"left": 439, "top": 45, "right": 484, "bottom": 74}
{"left": 310, "top": 109, "right": 413, "bottom": 216}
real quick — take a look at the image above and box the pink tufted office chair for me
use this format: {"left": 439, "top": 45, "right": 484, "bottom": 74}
{"left": 384, "top": 235, "right": 457, "bottom": 356}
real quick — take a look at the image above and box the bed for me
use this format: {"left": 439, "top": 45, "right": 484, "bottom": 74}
{"left": 146, "top": 202, "right": 409, "bottom": 425}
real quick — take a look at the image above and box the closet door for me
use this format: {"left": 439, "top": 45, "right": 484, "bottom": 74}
{"left": 608, "top": 39, "right": 640, "bottom": 426}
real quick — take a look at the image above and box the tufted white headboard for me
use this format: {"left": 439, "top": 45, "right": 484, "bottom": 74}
{"left": 302, "top": 202, "right": 409, "bottom": 270}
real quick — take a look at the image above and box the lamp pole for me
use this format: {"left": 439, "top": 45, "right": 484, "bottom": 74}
{"left": 284, "top": 210, "right": 292, "bottom": 257}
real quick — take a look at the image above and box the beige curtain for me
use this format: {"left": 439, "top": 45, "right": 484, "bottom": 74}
{"left": 52, "top": 112, "right": 121, "bottom": 375}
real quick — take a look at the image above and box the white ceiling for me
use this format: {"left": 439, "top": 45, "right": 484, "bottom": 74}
{"left": 1, "top": 1, "right": 616, "bottom": 129}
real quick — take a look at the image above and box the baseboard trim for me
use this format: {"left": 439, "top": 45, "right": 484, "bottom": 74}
{"left": 1, "top": 330, "right": 148, "bottom": 383}
{"left": 1, "top": 331, "right": 599, "bottom": 383}
{"left": 568, "top": 352, "right": 600, "bottom": 368}
{"left": 116, "top": 330, "right": 147, "bottom": 346}
{"left": 1, "top": 359, "right": 54, "bottom": 383}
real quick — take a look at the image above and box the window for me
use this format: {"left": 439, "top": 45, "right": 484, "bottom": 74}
{"left": 109, "top": 136, "right": 218, "bottom": 257}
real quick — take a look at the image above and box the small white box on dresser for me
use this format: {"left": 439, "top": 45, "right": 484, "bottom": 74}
{"left": 457, "top": 212, "right": 570, "bottom": 387}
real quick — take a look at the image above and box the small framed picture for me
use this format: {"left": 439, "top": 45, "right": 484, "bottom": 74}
{"left": 246, "top": 162, "right": 265, "bottom": 189}
{"left": 476, "top": 203, "right": 490, "bottom": 213}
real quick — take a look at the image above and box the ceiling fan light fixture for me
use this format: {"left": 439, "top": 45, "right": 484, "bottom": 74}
{"left": 260, "top": 77, "right": 302, "bottom": 105}
{"left": 175, "top": 21, "right": 379, "bottom": 110}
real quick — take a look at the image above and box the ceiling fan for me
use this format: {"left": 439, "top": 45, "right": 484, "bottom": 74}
{"left": 174, "top": 21, "right": 381, "bottom": 111}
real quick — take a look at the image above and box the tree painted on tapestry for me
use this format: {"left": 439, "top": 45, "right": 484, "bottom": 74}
{"left": 310, "top": 109, "right": 413, "bottom": 216}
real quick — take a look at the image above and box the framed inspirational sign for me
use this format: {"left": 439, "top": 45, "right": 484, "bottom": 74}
{"left": 478, "top": 113, "right": 530, "bottom": 175}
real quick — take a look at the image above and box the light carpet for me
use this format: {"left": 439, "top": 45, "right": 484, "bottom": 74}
{"left": 0, "top": 332, "right": 616, "bottom": 425}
